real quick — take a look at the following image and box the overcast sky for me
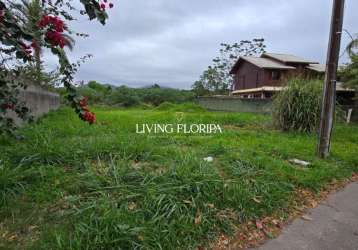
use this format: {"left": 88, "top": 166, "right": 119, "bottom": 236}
{"left": 45, "top": 0, "right": 358, "bottom": 89}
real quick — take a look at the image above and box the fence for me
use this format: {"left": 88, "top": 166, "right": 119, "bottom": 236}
{"left": 341, "top": 105, "right": 358, "bottom": 123}
{"left": 6, "top": 85, "right": 61, "bottom": 125}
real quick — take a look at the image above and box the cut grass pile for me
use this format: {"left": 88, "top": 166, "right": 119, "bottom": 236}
{"left": 0, "top": 105, "right": 357, "bottom": 249}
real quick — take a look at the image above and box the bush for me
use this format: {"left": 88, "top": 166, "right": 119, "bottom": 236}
{"left": 273, "top": 78, "right": 323, "bottom": 132}
{"left": 107, "top": 86, "right": 141, "bottom": 107}
{"left": 139, "top": 87, "right": 195, "bottom": 106}
{"left": 154, "top": 101, "right": 176, "bottom": 110}
{"left": 57, "top": 81, "right": 113, "bottom": 105}
{"left": 79, "top": 83, "right": 196, "bottom": 107}
{"left": 77, "top": 86, "right": 105, "bottom": 104}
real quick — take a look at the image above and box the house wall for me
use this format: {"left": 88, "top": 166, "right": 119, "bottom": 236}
{"left": 233, "top": 61, "right": 294, "bottom": 91}
{"left": 233, "top": 63, "right": 321, "bottom": 92}
{"left": 233, "top": 61, "right": 264, "bottom": 90}
{"left": 232, "top": 57, "right": 327, "bottom": 93}
{"left": 262, "top": 69, "right": 291, "bottom": 86}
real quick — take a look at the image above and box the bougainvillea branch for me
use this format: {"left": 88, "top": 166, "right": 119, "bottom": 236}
{"left": 0, "top": 0, "right": 113, "bottom": 134}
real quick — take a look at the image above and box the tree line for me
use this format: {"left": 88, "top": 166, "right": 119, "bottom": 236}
{"left": 56, "top": 82, "right": 196, "bottom": 107}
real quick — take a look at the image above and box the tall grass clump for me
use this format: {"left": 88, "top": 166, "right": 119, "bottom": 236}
{"left": 273, "top": 78, "right": 323, "bottom": 132}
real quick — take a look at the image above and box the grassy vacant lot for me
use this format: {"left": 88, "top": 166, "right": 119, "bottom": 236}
{"left": 1, "top": 104, "right": 358, "bottom": 249}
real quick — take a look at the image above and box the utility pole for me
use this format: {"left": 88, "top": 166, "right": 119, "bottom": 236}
{"left": 317, "top": 0, "right": 345, "bottom": 158}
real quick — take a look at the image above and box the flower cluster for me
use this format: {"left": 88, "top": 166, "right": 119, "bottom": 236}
{"left": 100, "top": 0, "right": 114, "bottom": 10}
{"left": 78, "top": 97, "right": 96, "bottom": 124}
{"left": 82, "top": 111, "right": 96, "bottom": 124}
{"left": 38, "top": 15, "right": 64, "bottom": 32}
{"left": 45, "top": 31, "right": 66, "bottom": 48}
{"left": 37, "top": 15, "right": 66, "bottom": 48}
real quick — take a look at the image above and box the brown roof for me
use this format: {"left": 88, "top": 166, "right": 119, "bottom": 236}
{"left": 230, "top": 56, "right": 295, "bottom": 74}
{"left": 262, "top": 53, "right": 319, "bottom": 64}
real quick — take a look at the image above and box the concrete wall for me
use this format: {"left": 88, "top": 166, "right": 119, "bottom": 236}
{"left": 7, "top": 85, "right": 61, "bottom": 125}
{"left": 197, "top": 96, "right": 272, "bottom": 113}
{"left": 197, "top": 96, "right": 358, "bottom": 122}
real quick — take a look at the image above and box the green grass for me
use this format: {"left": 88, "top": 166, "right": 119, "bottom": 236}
{"left": 1, "top": 105, "right": 357, "bottom": 249}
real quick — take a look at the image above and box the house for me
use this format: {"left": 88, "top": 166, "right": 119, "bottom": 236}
{"left": 229, "top": 53, "right": 354, "bottom": 101}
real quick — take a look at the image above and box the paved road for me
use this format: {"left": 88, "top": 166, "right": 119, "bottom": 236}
{"left": 255, "top": 182, "right": 358, "bottom": 250}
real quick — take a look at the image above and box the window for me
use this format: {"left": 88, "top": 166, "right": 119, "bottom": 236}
{"left": 271, "top": 71, "right": 281, "bottom": 80}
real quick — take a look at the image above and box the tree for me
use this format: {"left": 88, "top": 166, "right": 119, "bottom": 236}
{"left": 196, "top": 66, "right": 226, "bottom": 94}
{"left": 340, "top": 33, "right": 358, "bottom": 90}
{"left": 192, "top": 38, "right": 266, "bottom": 95}
{"left": 108, "top": 86, "right": 141, "bottom": 107}
{"left": 0, "top": 0, "right": 114, "bottom": 135}
{"left": 192, "top": 80, "right": 210, "bottom": 97}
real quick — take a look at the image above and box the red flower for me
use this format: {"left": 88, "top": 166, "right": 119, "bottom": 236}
{"left": 100, "top": 3, "right": 106, "bottom": 9}
{"left": 37, "top": 15, "right": 50, "bottom": 28}
{"left": 109, "top": 3, "right": 114, "bottom": 8}
{"left": 82, "top": 111, "right": 96, "bottom": 124}
{"left": 38, "top": 15, "right": 65, "bottom": 32}
{"left": 31, "top": 40, "right": 39, "bottom": 49}
{"left": 46, "top": 31, "right": 66, "bottom": 48}
{"left": 52, "top": 17, "right": 64, "bottom": 32}
{"left": 37, "top": 15, "right": 67, "bottom": 48}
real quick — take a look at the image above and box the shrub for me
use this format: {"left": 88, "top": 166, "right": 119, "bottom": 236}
{"left": 139, "top": 87, "right": 195, "bottom": 106}
{"left": 77, "top": 86, "right": 105, "bottom": 104}
{"left": 154, "top": 101, "right": 176, "bottom": 110}
{"left": 93, "top": 84, "right": 195, "bottom": 107}
{"left": 107, "top": 86, "right": 141, "bottom": 107}
{"left": 272, "top": 78, "right": 323, "bottom": 132}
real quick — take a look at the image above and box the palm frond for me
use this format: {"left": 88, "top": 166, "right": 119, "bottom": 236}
{"left": 61, "top": 33, "right": 76, "bottom": 51}
{"left": 346, "top": 37, "right": 358, "bottom": 57}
